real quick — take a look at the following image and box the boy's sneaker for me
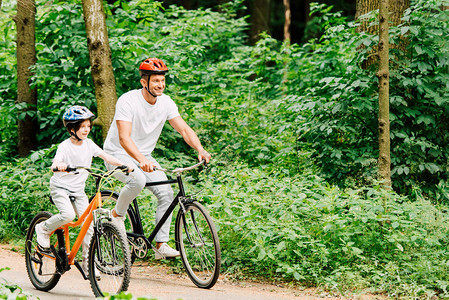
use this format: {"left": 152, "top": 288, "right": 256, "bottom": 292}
{"left": 82, "top": 258, "right": 101, "bottom": 280}
{"left": 111, "top": 214, "right": 126, "bottom": 235}
{"left": 35, "top": 223, "right": 51, "bottom": 249}
{"left": 154, "top": 243, "right": 180, "bottom": 260}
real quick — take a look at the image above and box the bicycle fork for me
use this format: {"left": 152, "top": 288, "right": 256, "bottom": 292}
{"left": 178, "top": 198, "right": 207, "bottom": 249}
{"left": 92, "top": 208, "right": 115, "bottom": 268}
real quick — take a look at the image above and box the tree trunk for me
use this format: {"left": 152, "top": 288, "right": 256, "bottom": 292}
{"left": 82, "top": 0, "right": 117, "bottom": 141}
{"left": 377, "top": 0, "right": 391, "bottom": 187}
{"left": 304, "top": 0, "right": 311, "bottom": 25}
{"left": 283, "top": 0, "right": 291, "bottom": 44}
{"left": 248, "top": 0, "right": 271, "bottom": 45}
{"left": 356, "top": 0, "right": 409, "bottom": 68}
{"left": 15, "top": 0, "right": 37, "bottom": 157}
{"left": 180, "top": 0, "right": 192, "bottom": 10}
{"left": 356, "top": 0, "right": 409, "bottom": 33}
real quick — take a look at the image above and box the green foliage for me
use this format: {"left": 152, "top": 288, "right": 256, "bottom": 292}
{"left": 32, "top": 1, "right": 101, "bottom": 145}
{"left": 0, "top": 149, "right": 55, "bottom": 240}
{"left": 389, "top": 0, "right": 449, "bottom": 195}
{"left": 0, "top": 268, "right": 31, "bottom": 299}
{"left": 285, "top": 7, "right": 379, "bottom": 185}
{"left": 200, "top": 163, "right": 449, "bottom": 298}
{"left": 99, "top": 291, "right": 157, "bottom": 299}
{"left": 0, "top": 2, "right": 19, "bottom": 157}
{"left": 4, "top": 153, "right": 449, "bottom": 298}
{"left": 2, "top": 0, "right": 449, "bottom": 297}
{"left": 282, "top": 0, "right": 449, "bottom": 197}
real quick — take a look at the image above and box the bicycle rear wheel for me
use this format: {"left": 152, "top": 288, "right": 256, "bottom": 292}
{"left": 175, "top": 202, "right": 221, "bottom": 288}
{"left": 25, "top": 211, "right": 61, "bottom": 291}
{"left": 88, "top": 221, "right": 131, "bottom": 297}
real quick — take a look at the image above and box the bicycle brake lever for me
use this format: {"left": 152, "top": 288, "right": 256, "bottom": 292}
{"left": 117, "top": 165, "right": 130, "bottom": 176}
{"left": 201, "top": 159, "right": 208, "bottom": 169}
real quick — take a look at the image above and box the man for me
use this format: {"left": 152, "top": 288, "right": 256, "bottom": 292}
{"left": 103, "top": 57, "right": 211, "bottom": 259}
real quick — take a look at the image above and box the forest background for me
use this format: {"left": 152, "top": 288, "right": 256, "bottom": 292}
{"left": 1, "top": 0, "right": 449, "bottom": 298}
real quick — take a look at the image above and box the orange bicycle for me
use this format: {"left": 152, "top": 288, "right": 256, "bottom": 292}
{"left": 25, "top": 166, "right": 132, "bottom": 297}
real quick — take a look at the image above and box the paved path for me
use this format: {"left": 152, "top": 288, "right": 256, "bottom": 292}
{"left": 0, "top": 244, "right": 338, "bottom": 300}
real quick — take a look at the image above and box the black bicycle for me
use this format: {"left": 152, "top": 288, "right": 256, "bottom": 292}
{"left": 100, "top": 160, "right": 221, "bottom": 289}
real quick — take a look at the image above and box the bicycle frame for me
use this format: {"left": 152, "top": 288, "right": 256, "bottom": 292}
{"left": 46, "top": 167, "right": 126, "bottom": 269}
{"left": 126, "top": 175, "right": 187, "bottom": 248}
{"left": 60, "top": 191, "right": 102, "bottom": 264}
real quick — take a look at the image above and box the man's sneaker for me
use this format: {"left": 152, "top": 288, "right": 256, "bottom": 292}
{"left": 154, "top": 243, "right": 180, "bottom": 260}
{"left": 82, "top": 258, "right": 101, "bottom": 280}
{"left": 111, "top": 214, "right": 126, "bottom": 235}
{"left": 35, "top": 223, "right": 51, "bottom": 249}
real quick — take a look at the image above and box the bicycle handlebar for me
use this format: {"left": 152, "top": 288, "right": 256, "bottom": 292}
{"left": 153, "top": 160, "right": 206, "bottom": 174}
{"left": 52, "top": 165, "right": 130, "bottom": 177}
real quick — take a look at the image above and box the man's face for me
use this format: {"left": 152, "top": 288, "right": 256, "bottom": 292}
{"left": 142, "top": 74, "right": 166, "bottom": 97}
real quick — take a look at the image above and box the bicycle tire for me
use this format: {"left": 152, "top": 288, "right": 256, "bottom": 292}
{"left": 97, "top": 190, "right": 140, "bottom": 263}
{"left": 175, "top": 202, "right": 221, "bottom": 289}
{"left": 88, "top": 221, "right": 131, "bottom": 297}
{"left": 25, "top": 211, "right": 61, "bottom": 291}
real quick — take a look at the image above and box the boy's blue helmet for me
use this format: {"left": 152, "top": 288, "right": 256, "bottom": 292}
{"left": 63, "top": 106, "right": 95, "bottom": 127}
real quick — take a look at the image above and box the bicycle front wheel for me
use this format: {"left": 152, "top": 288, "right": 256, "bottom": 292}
{"left": 175, "top": 202, "right": 221, "bottom": 289}
{"left": 88, "top": 222, "right": 131, "bottom": 297}
{"left": 97, "top": 191, "right": 140, "bottom": 263}
{"left": 25, "top": 211, "right": 61, "bottom": 291}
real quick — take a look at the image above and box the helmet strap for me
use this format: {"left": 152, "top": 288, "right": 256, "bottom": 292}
{"left": 70, "top": 130, "right": 82, "bottom": 141}
{"left": 145, "top": 75, "right": 158, "bottom": 98}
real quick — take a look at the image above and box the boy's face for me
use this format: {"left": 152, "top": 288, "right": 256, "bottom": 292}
{"left": 73, "top": 119, "right": 91, "bottom": 140}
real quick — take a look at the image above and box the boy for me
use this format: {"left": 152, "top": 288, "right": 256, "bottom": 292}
{"left": 35, "top": 105, "right": 132, "bottom": 274}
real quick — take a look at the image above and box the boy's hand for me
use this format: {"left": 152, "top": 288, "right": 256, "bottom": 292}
{"left": 51, "top": 162, "right": 68, "bottom": 172}
{"left": 126, "top": 164, "right": 134, "bottom": 173}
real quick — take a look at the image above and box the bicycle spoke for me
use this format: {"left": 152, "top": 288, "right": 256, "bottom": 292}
{"left": 89, "top": 222, "right": 131, "bottom": 297}
{"left": 25, "top": 212, "right": 61, "bottom": 291}
{"left": 176, "top": 202, "right": 220, "bottom": 288}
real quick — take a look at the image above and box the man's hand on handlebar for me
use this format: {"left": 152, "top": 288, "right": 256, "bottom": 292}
{"left": 198, "top": 149, "right": 211, "bottom": 164}
{"left": 139, "top": 158, "right": 156, "bottom": 173}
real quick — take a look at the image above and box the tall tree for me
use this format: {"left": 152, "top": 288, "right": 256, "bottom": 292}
{"left": 82, "top": 0, "right": 117, "bottom": 140}
{"left": 248, "top": 0, "right": 270, "bottom": 44}
{"left": 356, "top": 0, "right": 409, "bottom": 68}
{"left": 15, "top": 0, "right": 37, "bottom": 157}
{"left": 377, "top": 0, "right": 391, "bottom": 186}
{"left": 356, "top": 0, "right": 409, "bottom": 33}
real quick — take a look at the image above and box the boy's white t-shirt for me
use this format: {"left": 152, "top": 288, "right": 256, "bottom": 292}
{"left": 50, "top": 138, "right": 103, "bottom": 191}
{"left": 104, "top": 89, "right": 180, "bottom": 157}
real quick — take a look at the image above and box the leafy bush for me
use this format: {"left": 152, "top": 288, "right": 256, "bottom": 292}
{"left": 0, "top": 268, "right": 30, "bottom": 300}
{"left": 282, "top": 0, "right": 449, "bottom": 198}
{"left": 0, "top": 1, "right": 19, "bottom": 157}
{"left": 3, "top": 153, "right": 449, "bottom": 298}
{"left": 2, "top": 0, "right": 449, "bottom": 297}
{"left": 0, "top": 148, "right": 55, "bottom": 240}
{"left": 200, "top": 163, "right": 449, "bottom": 298}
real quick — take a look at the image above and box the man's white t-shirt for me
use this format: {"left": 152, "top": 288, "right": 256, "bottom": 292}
{"left": 50, "top": 138, "right": 103, "bottom": 191}
{"left": 104, "top": 89, "right": 180, "bottom": 157}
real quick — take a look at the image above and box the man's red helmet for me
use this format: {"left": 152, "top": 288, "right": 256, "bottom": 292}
{"left": 139, "top": 58, "right": 168, "bottom": 75}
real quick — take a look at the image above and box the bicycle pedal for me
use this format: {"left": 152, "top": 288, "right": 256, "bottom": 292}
{"left": 37, "top": 244, "right": 51, "bottom": 253}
